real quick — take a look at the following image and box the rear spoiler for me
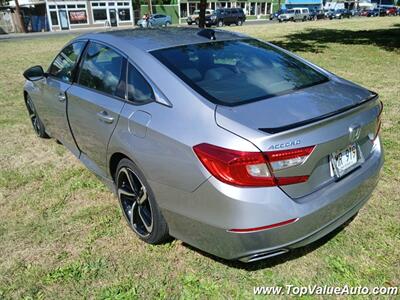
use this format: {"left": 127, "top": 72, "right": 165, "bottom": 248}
{"left": 259, "top": 91, "right": 379, "bottom": 134}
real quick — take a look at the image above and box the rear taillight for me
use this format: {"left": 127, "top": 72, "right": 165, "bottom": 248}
{"left": 266, "top": 146, "right": 315, "bottom": 171}
{"left": 193, "top": 143, "right": 314, "bottom": 187}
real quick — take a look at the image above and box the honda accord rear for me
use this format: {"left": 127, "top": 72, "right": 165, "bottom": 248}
{"left": 150, "top": 34, "right": 383, "bottom": 262}
{"left": 24, "top": 29, "right": 383, "bottom": 262}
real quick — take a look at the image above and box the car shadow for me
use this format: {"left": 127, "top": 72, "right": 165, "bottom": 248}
{"left": 270, "top": 23, "right": 400, "bottom": 53}
{"left": 182, "top": 213, "right": 358, "bottom": 271}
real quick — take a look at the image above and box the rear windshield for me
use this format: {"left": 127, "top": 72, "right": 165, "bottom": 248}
{"left": 151, "top": 39, "right": 328, "bottom": 106}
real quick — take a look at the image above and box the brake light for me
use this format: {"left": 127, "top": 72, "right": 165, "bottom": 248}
{"left": 266, "top": 146, "right": 315, "bottom": 171}
{"left": 193, "top": 143, "right": 314, "bottom": 187}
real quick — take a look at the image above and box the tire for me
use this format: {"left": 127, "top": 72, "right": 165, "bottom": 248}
{"left": 165, "top": 21, "right": 171, "bottom": 26}
{"left": 187, "top": 21, "right": 192, "bottom": 25}
{"left": 237, "top": 19, "right": 243, "bottom": 26}
{"left": 217, "top": 20, "right": 223, "bottom": 27}
{"left": 25, "top": 94, "right": 49, "bottom": 138}
{"left": 195, "top": 18, "right": 199, "bottom": 25}
{"left": 116, "top": 158, "right": 170, "bottom": 244}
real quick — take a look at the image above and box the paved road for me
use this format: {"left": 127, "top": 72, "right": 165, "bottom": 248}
{"left": 0, "top": 19, "right": 275, "bottom": 41}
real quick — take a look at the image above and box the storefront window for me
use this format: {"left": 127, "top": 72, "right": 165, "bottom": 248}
{"left": 189, "top": 3, "right": 197, "bottom": 14}
{"left": 118, "top": 8, "right": 130, "bottom": 21}
{"left": 93, "top": 9, "right": 107, "bottom": 21}
{"left": 69, "top": 10, "right": 87, "bottom": 24}
{"left": 50, "top": 11, "right": 58, "bottom": 25}
{"left": 180, "top": 3, "right": 187, "bottom": 17}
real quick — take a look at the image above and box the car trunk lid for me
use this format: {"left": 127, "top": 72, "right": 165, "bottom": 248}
{"left": 215, "top": 80, "right": 382, "bottom": 199}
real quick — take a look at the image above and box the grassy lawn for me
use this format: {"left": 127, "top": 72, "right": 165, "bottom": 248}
{"left": 0, "top": 17, "right": 399, "bottom": 299}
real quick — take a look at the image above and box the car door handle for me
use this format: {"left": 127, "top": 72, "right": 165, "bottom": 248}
{"left": 97, "top": 111, "right": 114, "bottom": 124}
{"left": 58, "top": 93, "right": 66, "bottom": 102}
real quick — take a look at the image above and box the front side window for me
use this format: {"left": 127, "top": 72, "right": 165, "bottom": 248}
{"left": 78, "top": 42, "right": 124, "bottom": 96}
{"left": 49, "top": 41, "right": 86, "bottom": 83}
{"left": 127, "top": 64, "right": 155, "bottom": 103}
{"left": 151, "top": 39, "right": 328, "bottom": 106}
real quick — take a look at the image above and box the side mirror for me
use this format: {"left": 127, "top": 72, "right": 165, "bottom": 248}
{"left": 23, "top": 65, "right": 45, "bottom": 81}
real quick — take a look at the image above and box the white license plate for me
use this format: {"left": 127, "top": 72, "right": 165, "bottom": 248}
{"left": 330, "top": 144, "right": 358, "bottom": 177}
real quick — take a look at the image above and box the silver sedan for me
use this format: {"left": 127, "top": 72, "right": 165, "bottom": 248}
{"left": 23, "top": 28, "right": 383, "bottom": 262}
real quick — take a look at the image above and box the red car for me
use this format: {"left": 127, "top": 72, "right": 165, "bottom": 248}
{"left": 386, "top": 7, "right": 397, "bottom": 16}
{"left": 360, "top": 10, "right": 370, "bottom": 16}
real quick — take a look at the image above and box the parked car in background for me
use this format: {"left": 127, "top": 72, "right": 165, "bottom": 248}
{"left": 359, "top": 9, "right": 370, "bottom": 17}
{"left": 327, "top": 9, "right": 352, "bottom": 19}
{"left": 269, "top": 9, "right": 286, "bottom": 20}
{"left": 137, "top": 14, "right": 172, "bottom": 27}
{"left": 187, "top": 9, "right": 214, "bottom": 25}
{"left": 278, "top": 8, "right": 310, "bottom": 22}
{"left": 367, "top": 8, "right": 386, "bottom": 17}
{"left": 349, "top": 9, "right": 360, "bottom": 16}
{"left": 385, "top": 7, "right": 397, "bottom": 16}
{"left": 23, "top": 28, "right": 383, "bottom": 262}
{"left": 205, "top": 8, "right": 246, "bottom": 27}
{"left": 308, "top": 9, "right": 325, "bottom": 20}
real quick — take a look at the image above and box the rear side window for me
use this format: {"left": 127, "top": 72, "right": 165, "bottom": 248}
{"left": 151, "top": 39, "right": 328, "bottom": 106}
{"left": 49, "top": 41, "right": 86, "bottom": 83}
{"left": 127, "top": 63, "right": 155, "bottom": 103}
{"left": 78, "top": 42, "right": 125, "bottom": 96}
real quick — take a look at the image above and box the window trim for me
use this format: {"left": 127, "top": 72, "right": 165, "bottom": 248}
{"left": 70, "top": 38, "right": 170, "bottom": 107}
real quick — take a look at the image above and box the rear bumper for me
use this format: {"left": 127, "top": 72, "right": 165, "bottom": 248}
{"left": 158, "top": 139, "right": 383, "bottom": 261}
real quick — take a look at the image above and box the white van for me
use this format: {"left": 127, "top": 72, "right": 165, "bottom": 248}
{"left": 278, "top": 7, "right": 310, "bottom": 22}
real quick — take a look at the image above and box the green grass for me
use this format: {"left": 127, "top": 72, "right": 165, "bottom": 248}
{"left": 0, "top": 18, "right": 399, "bottom": 299}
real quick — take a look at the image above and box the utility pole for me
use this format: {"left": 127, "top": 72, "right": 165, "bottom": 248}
{"left": 378, "top": 0, "right": 382, "bottom": 17}
{"left": 14, "top": 0, "right": 27, "bottom": 33}
{"left": 198, "top": 0, "right": 207, "bottom": 28}
{"left": 147, "top": 0, "right": 152, "bottom": 15}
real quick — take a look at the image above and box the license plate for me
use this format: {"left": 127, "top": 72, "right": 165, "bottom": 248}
{"left": 330, "top": 144, "right": 358, "bottom": 177}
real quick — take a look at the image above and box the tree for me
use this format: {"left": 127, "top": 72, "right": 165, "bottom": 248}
{"left": 146, "top": 0, "right": 153, "bottom": 14}
{"left": 198, "top": 0, "right": 207, "bottom": 28}
{"left": 14, "top": 0, "right": 27, "bottom": 33}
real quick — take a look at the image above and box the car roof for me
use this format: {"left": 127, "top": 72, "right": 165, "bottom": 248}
{"left": 76, "top": 27, "right": 247, "bottom": 52}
